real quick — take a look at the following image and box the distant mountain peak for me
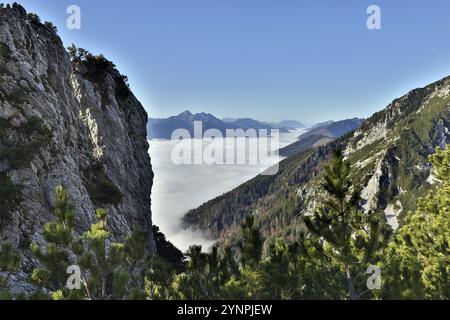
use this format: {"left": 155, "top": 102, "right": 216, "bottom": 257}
{"left": 147, "top": 112, "right": 297, "bottom": 139}
{"left": 178, "top": 110, "right": 194, "bottom": 117}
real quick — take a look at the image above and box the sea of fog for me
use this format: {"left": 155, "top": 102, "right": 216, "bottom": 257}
{"left": 148, "top": 129, "right": 305, "bottom": 252}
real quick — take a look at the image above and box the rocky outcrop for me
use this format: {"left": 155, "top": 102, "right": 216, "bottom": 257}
{"left": 0, "top": 4, "right": 155, "bottom": 291}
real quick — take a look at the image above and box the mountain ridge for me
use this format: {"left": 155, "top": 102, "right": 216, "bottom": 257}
{"left": 182, "top": 76, "right": 450, "bottom": 242}
{"left": 279, "top": 118, "right": 365, "bottom": 157}
{"left": 147, "top": 111, "right": 301, "bottom": 139}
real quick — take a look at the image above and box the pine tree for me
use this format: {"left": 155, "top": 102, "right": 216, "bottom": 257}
{"left": 152, "top": 225, "right": 185, "bottom": 273}
{"left": 238, "top": 216, "right": 263, "bottom": 269}
{"left": 31, "top": 186, "right": 149, "bottom": 300}
{"left": 260, "top": 238, "right": 295, "bottom": 299}
{"left": 383, "top": 147, "right": 450, "bottom": 299}
{"left": 169, "top": 245, "right": 214, "bottom": 299}
{"left": 221, "top": 216, "right": 265, "bottom": 299}
{"left": 145, "top": 257, "right": 175, "bottom": 300}
{"left": 302, "top": 149, "right": 391, "bottom": 300}
{"left": 30, "top": 186, "right": 86, "bottom": 299}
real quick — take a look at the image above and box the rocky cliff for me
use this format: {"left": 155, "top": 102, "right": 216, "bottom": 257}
{"left": 0, "top": 4, "right": 155, "bottom": 291}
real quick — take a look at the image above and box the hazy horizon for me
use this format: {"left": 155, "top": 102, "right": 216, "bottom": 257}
{"left": 7, "top": 0, "right": 450, "bottom": 124}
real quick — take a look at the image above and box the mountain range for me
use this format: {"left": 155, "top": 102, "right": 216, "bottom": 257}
{"left": 1, "top": 3, "right": 447, "bottom": 300}
{"left": 147, "top": 111, "right": 304, "bottom": 139}
{"left": 183, "top": 76, "right": 450, "bottom": 242}
{"left": 279, "top": 118, "right": 365, "bottom": 157}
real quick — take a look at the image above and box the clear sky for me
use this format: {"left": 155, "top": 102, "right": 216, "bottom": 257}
{"left": 8, "top": 0, "right": 450, "bottom": 123}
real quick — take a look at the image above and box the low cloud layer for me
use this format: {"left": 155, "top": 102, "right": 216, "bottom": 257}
{"left": 148, "top": 129, "right": 305, "bottom": 252}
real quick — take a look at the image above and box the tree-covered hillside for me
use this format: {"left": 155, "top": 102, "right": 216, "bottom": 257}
{"left": 183, "top": 76, "right": 450, "bottom": 244}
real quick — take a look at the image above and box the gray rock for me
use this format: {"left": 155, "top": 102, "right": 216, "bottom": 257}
{"left": 0, "top": 5, "right": 155, "bottom": 292}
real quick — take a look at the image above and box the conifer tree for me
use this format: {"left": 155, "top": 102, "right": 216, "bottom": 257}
{"left": 383, "top": 147, "right": 450, "bottom": 299}
{"left": 169, "top": 245, "right": 212, "bottom": 299}
{"left": 145, "top": 257, "right": 176, "bottom": 300}
{"left": 31, "top": 186, "right": 148, "bottom": 300}
{"left": 221, "top": 216, "right": 265, "bottom": 299}
{"left": 30, "top": 186, "right": 86, "bottom": 299}
{"left": 238, "top": 216, "right": 263, "bottom": 269}
{"left": 260, "top": 238, "right": 295, "bottom": 299}
{"left": 181, "top": 245, "right": 222, "bottom": 299}
{"left": 302, "top": 149, "right": 391, "bottom": 300}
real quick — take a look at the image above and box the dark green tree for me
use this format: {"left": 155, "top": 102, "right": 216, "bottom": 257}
{"left": 303, "top": 149, "right": 391, "bottom": 300}
{"left": 260, "top": 238, "right": 295, "bottom": 299}
{"left": 31, "top": 186, "right": 148, "bottom": 300}
{"left": 220, "top": 216, "right": 265, "bottom": 299}
{"left": 152, "top": 225, "right": 185, "bottom": 273}
{"left": 383, "top": 147, "right": 450, "bottom": 300}
{"left": 145, "top": 257, "right": 176, "bottom": 300}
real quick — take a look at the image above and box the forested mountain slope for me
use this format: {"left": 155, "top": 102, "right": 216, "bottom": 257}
{"left": 183, "top": 76, "right": 450, "bottom": 242}
{"left": 279, "top": 118, "right": 364, "bottom": 157}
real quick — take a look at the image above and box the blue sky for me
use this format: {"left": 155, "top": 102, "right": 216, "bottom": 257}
{"left": 8, "top": 0, "right": 450, "bottom": 123}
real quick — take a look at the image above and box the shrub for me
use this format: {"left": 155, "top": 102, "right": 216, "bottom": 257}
{"left": 67, "top": 45, "right": 116, "bottom": 69}
{"left": 83, "top": 164, "right": 123, "bottom": 206}
{"left": 44, "top": 21, "right": 58, "bottom": 33}
{"left": 26, "top": 13, "right": 41, "bottom": 24}
{"left": 0, "top": 173, "right": 21, "bottom": 228}
{"left": 0, "top": 42, "right": 11, "bottom": 60}
{"left": 116, "top": 75, "right": 131, "bottom": 101}
{"left": 0, "top": 116, "right": 52, "bottom": 169}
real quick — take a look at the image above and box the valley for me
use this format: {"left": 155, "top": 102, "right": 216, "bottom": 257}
{"left": 0, "top": 2, "right": 448, "bottom": 301}
{"left": 183, "top": 77, "right": 450, "bottom": 245}
{"left": 149, "top": 128, "right": 305, "bottom": 251}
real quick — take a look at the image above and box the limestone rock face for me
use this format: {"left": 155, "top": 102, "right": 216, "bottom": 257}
{"left": 0, "top": 4, "right": 155, "bottom": 291}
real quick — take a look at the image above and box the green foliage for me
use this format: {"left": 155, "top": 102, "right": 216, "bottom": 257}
{"left": 67, "top": 44, "right": 87, "bottom": 62}
{"left": 82, "top": 163, "right": 123, "bottom": 206}
{"left": 43, "top": 21, "right": 57, "bottom": 33}
{"left": 115, "top": 74, "right": 131, "bottom": 101}
{"left": 303, "top": 149, "right": 392, "bottom": 300}
{"left": 238, "top": 216, "right": 262, "bottom": 269}
{"left": 67, "top": 44, "right": 131, "bottom": 103}
{"left": 382, "top": 147, "right": 450, "bottom": 300}
{"left": 67, "top": 44, "right": 116, "bottom": 69}
{"left": 0, "top": 42, "right": 11, "bottom": 60}
{"left": 26, "top": 13, "right": 41, "bottom": 24}
{"left": 4, "top": 149, "right": 449, "bottom": 300}
{"left": 0, "top": 173, "right": 21, "bottom": 228}
{"left": 31, "top": 186, "right": 147, "bottom": 300}
{"left": 260, "top": 238, "right": 293, "bottom": 299}
{"left": 30, "top": 186, "right": 82, "bottom": 297}
{"left": 152, "top": 226, "right": 185, "bottom": 273}
{"left": 145, "top": 257, "right": 176, "bottom": 300}
{"left": 0, "top": 116, "right": 52, "bottom": 169}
